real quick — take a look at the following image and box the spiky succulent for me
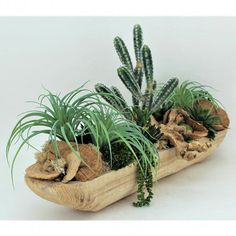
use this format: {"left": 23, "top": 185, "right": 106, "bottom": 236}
{"left": 95, "top": 24, "right": 179, "bottom": 129}
{"left": 189, "top": 106, "right": 220, "bottom": 139}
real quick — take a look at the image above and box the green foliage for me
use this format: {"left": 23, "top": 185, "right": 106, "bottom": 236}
{"left": 101, "top": 142, "right": 134, "bottom": 170}
{"left": 153, "top": 100, "right": 174, "bottom": 122}
{"left": 159, "top": 80, "right": 221, "bottom": 138}
{"left": 86, "top": 108, "right": 159, "bottom": 205}
{"left": 168, "top": 80, "right": 219, "bottom": 112}
{"left": 142, "top": 45, "right": 153, "bottom": 90}
{"left": 94, "top": 83, "right": 132, "bottom": 119}
{"left": 117, "top": 66, "right": 143, "bottom": 100}
{"left": 133, "top": 24, "right": 143, "bottom": 63}
{"left": 189, "top": 106, "right": 220, "bottom": 139}
{"left": 6, "top": 86, "right": 90, "bottom": 185}
{"left": 6, "top": 86, "right": 158, "bottom": 193}
{"left": 131, "top": 107, "right": 151, "bottom": 127}
{"left": 7, "top": 86, "right": 108, "bottom": 184}
{"left": 150, "top": 78, "right": 179, "bottom": 114}
{"left": 133, "top": 166, "right": 153, "bottom": 207}
{"left": 95, "top": 24, "right": 179, "bottom": 133}
{"left": 114, "top": 36, "right": 133, "bottom": 72}
{"left": 143, "top": 125, "right": 162, "bottom": 144}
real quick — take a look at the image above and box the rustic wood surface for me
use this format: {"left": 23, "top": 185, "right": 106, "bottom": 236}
{"left": 25, "top": 130, "right": 227, "bottom": 212}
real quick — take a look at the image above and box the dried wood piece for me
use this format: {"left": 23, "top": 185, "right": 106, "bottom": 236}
{"left": 157, "top": 108, "right": 211, "bottom": 160}
{"left": 27, "top": 142, "right": 104, "bottom": 183}
{"left": 75, "top": 144, "right": 104, "bottom": 182}
{"left": 25, "top": 163, "right": 61, "bottom": 180}
{"left": 62, "top": 152, "right": 81, "bottom": 183}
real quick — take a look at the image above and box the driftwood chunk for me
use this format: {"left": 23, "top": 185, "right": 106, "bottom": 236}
{"left": 156, "top": 108, "right": 213, "bottom": 161}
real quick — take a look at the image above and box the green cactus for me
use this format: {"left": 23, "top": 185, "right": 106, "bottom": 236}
{"left": 142, "top": 45, "right": 154, "bottom": 90}
{"left": 151, "top": 78, "right": 179, "bottom": 113}
{"left": 95, "top": 24, "right": 179, "bottom": 128}
{"left": 114, "top": 36, "right": 133, "bottom": 72}
{"left": 94, "top": 83, "right": 132, "bottom": 119}
{"left": 117, "top": 66, "right": 143, "bottom": 100}
{"left": 133, "top": 24, "right": 143, "bottom": 63}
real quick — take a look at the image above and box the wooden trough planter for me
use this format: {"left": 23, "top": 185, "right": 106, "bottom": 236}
{"left": 25, "top": 129, "right": 227, "bottom": 212}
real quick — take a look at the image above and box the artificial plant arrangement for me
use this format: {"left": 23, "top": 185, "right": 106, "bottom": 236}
{"left": 6, "top": 25, "right": 229, "bottom": 212}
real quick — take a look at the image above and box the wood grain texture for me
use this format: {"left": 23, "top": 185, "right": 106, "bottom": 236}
{"left": 25, "top": 130, "right": 227, "bottom": 212}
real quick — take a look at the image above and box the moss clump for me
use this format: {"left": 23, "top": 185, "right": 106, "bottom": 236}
{"left": 101, "top": 142, "right": 134, "bottom": 170}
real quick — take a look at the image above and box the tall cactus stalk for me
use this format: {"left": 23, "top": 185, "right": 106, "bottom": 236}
{"left": 95, "top": 24, "right": 179, "bottom": 127}
{"left": 114, "top": 37, "right": 133, "bottom": 72}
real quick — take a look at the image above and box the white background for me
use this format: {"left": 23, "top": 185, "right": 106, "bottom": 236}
{"left": 0, "top": 17, "right": 236, "bottom": 220}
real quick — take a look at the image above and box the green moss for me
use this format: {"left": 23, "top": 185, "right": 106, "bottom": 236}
{"left": 101, "top": 142, "right": 134, "bottom": 170}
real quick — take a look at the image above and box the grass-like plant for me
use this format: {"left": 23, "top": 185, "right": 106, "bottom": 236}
{"left": 78, "top": 106, "right": 158, "bottom": 172}
{"left": 6, "top": 85, "right": 159, "bottom": 206}
{"left": 6, "top": 85, "right": 99, "bottom": 185}
{"left": 168, "top": 80, "right": 220, "bottom": 111}
{"left": 95, "top": 24, "right": 179, "bottom": 131}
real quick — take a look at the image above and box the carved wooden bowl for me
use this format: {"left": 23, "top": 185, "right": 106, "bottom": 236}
{"left": 25, "top": 130, "right": 227, "bottom": 212}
